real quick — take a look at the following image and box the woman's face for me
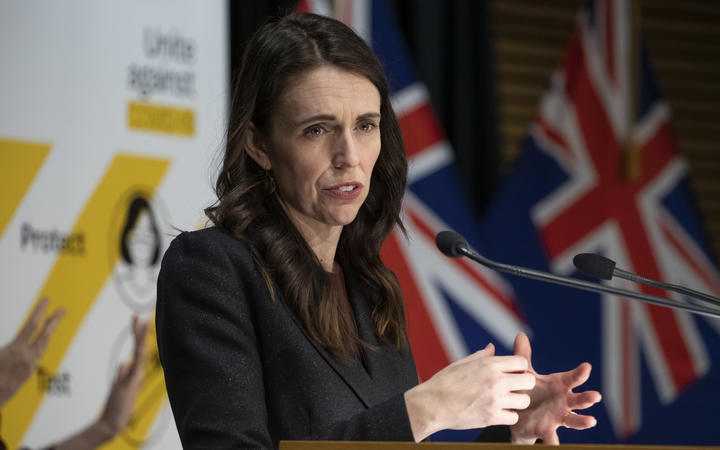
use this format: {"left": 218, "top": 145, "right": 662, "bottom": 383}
{"left": 260, "top": 66, "right": 382, "bottom": 237}
{"left": 127, "top": 210, "right": 156, "bottom": 267}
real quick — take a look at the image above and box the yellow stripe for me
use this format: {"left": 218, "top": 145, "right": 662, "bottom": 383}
{"left": 3, "top": 153, "right": 170, "bottom": 447}
{"left": 0, "top": 138, "right": 51, "bottom": 238}
{"left": 101, "top": 318, "right": 168, "bottom": 449}
{"left": 127, "top": 101, "right": 195, "bottom": 137}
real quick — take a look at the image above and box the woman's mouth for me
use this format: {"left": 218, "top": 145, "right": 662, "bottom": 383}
{"left": 323, "top": 182, "right": 364, "bottom": 200}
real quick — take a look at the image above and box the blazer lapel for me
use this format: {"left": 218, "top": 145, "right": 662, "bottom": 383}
{"left": 248, "top": 245, "right": 407, "bottom": 408}
{"left": 278, "top": 295, "right": 378, "bottom": 408}
{"left": 344, "top": 270, "right": 413, "bottom": 404}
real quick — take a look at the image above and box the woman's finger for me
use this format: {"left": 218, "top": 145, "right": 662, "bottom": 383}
{"left": 542, "top": 430, "right": 560, "bottom": 445}
{"left": 561, "top": 362, "right": 592, "bottom": 388}
{"left": 563, "top": 411, "right": 597, "bottom": 430}
{"left": 30, "top": 307, "right": 66, "bottom": 357}
{"left": 498, "top": 371, "right": 536, "bottom": 392}
{"left": 513, "top": 332, "right": 532, "bottom": 363}
{"left": 128, "top": 319, "right": 149, "bottom": 376}
{"left": 494, "top": 409, "right": 519, "bottom": 425}
{"left": 568, "top": 390, "right": 602, "bottom": 410}
{"left": 488, "top": 355, "right": 529, "bottom": 373}
{"left": 499, "top": 392, "right": 531, "bottom": 410}
{"left": 132, "top": 318, "right": 149, "bottom": 357}
{"left": 117, "top": 362, "right": 130, "bottom": 381}
{"left": 458, "top": 343, "right": 495, "bottom": 364}
{"left": 16, "top": 297, "right": 49, "bottom": 343}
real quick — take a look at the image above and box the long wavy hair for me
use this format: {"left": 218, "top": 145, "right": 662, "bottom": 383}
{"left": 206, "top": 12, "right": 408, "bottom": 360}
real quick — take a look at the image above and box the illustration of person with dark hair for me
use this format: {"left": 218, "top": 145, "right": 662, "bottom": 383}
{"left": 114, "top": 195, "right": 163, "bottom": 312}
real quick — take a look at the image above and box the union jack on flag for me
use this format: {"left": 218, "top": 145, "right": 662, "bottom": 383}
{"left": 481, "top": 0, "right": 720, "bottom": 444}
{"left": 300, "top": 0, "right": 720, "bottom": 444}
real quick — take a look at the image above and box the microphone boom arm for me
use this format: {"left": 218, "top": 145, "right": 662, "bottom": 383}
{"left": 456, "top": 246, "right": 720, "bottom": 320}
{"left": 613, "top": 267, "right": 720, "bottom": 308}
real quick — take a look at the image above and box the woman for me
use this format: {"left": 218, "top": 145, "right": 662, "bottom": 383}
{"left": 156, "top": 12, "right": 600, "bottom": 449}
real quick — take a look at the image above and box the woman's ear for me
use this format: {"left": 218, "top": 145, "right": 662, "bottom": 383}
{"left": 245, "top": 122, "right": 272, "bottom": 170}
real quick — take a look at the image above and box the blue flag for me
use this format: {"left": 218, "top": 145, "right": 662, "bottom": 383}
{"left": 479, "top": 0, "right": 720, "bottom": 444}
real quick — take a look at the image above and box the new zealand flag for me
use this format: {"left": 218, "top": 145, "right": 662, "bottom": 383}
{"left": 480, "top": 0, "right": 720, "bottom": 445}
{"left": 300, "top": 0, "right": 720, "bottom": 444}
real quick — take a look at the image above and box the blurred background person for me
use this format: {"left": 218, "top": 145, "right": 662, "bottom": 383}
{"left": 0, "top": 298, "right": 148, "bottom": 450}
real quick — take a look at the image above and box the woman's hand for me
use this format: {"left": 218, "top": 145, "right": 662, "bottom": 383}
{"left": 97, "top": 316, "right": 149, "bottom": 438}
{"left": 405, "top": 342, "right": 536, "bottom": 442}
{"left": 510, "top": 332, "right": 602, "bottom": 445}
{"left": 55, "top": 316, "right": 149, "bottom": 450}
{"left": 0, "top": 297, "right": 65, "bottom": 407}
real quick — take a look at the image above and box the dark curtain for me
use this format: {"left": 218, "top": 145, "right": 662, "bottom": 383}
{"left": 229, "top": 0, "right": 500, "bottom": 214}
{"left": 390, "top": 0, "right": 500, "bottom": 214}
{"left": 228, "top": 1, "right": 296, "bottom": 80}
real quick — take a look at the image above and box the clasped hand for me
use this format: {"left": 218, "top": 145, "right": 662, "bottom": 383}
{"left": 405, "top": 332, "right": 601, "bottom": 444}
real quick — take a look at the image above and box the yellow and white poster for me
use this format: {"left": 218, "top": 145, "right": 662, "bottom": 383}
{"left": 0, "top": 1, "right": 228, "bottom": 447}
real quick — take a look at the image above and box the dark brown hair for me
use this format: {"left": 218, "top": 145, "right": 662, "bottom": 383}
{"left": 206, "top": 12, "right": 408, "bottom": 360}
{"left": 121, "top": 195, "right": 161, "bottom": 265}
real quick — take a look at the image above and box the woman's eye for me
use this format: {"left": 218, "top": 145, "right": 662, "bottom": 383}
{"left": 304, "top": 126, "right": 325, "bottom": 137}
{"left": 359, "top": 121, "right": 377, "bottom": 132}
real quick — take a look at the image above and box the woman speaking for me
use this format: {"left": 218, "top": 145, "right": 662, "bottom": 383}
{"left": 156, "top": 12, "right": 600, "bottom": 449}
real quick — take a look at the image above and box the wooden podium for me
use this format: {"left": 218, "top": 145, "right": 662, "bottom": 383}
{"left": 280, "top": 442, "right": 715, "bottom": 450}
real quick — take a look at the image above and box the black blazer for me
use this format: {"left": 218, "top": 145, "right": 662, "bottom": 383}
{"left": 156, "top": 228, "right": 419, "bottom": 449}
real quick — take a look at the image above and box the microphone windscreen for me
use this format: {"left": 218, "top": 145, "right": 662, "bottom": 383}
{"left": 436, "top": 231, "right": 468, "bottom": 258}
{"left": 573, "top": 253, "right": 616, "bottom": 280}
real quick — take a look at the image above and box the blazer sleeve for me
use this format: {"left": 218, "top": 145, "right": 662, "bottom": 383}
{"left": 308, "top": 394, "right": 414, "bottom": 442}
{"left": 475, "top": 425, "right": 511, "bottom": 442}
{"left": 156, "top": 231, "right": 273, "bottom": 449}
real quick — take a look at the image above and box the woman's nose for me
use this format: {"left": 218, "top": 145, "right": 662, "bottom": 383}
{"left": 332, "top": 130, "right": 360, "bottom": 168}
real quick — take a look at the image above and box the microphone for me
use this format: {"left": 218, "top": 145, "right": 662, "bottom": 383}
{"left": 435, "top": 230, "right": 720, "bottom": 319}
{"left": 573, "top": 253, "right": 720, "bottom": 308}
{"left": 436, "top": 229, "right": 467, "bottom": 258}
{"left": 573, "top": 253, "right": 615, "bottom": 280}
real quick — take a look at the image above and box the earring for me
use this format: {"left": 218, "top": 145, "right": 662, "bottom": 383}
{"left": 265, "top": 169, "right": 276, "bottom": 194}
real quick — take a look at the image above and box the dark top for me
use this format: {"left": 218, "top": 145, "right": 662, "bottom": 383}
{"left": 156, "top": 227, "right": 419, "bottom": 449}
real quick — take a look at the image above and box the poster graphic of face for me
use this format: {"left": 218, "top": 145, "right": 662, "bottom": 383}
{"left": 113, "top": 193, "right": 165, "bottom": 312}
